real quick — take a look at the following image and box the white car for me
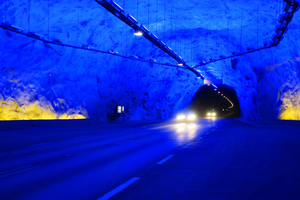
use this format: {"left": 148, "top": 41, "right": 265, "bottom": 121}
{"left": 176, "top": 111, "right": 197, "bottom": 122}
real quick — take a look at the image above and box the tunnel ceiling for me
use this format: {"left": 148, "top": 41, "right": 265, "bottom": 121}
{"left": 0, "top": 0, "right": 300, "bottom": 122}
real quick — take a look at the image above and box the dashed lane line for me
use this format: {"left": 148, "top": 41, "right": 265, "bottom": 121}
{"left": 98, "top": 177, "right": 140, "bottom": 200}
{"left": 156, "top": 154, "right": 174, "bottom": 165}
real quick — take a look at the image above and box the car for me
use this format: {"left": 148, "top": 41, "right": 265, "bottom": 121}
{"left": 207, "top": 110, "right": 216, "bottom": 118}
{"left": 176, "top": 110, "right": 197, "bottom": 122}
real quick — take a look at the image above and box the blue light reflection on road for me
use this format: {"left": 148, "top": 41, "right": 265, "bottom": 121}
{"left": 148, "top": 119, "right": 217, "bottom": 145}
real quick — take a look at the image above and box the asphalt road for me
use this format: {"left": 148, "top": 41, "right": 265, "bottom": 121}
{"left": 0, "top": 118, "right": 224, "bottom": 200}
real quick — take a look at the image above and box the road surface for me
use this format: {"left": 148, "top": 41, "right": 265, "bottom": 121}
{"left": 0, "top": 119, "right": 224, "bottom": 199}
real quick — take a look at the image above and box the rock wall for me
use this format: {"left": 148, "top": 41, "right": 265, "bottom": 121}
{"left": 0, "top": 28, "right": 201, "bottom": 121}
{"left": 0, "top": 0, "right": 300, "bottom": 122}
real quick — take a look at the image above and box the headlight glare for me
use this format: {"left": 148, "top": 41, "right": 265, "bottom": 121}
{"left": 187, "top": 114, "right": 196, "bottom": 120}
{"left": 177, "top": 114, "right": 186, "bottom": 120}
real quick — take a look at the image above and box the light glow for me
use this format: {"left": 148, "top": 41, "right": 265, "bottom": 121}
{"left": 176, "top": 114, "right": 186, "bottom": 120}
{"left": 0, "top": 98, "right": 87, "bottom": 120}
{"left": 134, "top": 30, "right": 143, "bottom": 36}
{"left": 280, "top": 107, "right": 300, "bottom": 120}
{"left": 187, "top": 114, "right": 196, "bottom": 120}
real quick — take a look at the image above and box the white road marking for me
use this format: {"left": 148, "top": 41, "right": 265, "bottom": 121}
{"left": 0, "top": 165, "right": 41, "bottom": 178}
{"left": 28, "top": 142, "right": 52, "bottom": 147}
{"left": 182, "top": 144, "right": 191, "bottom": 149}
{"left": 156, "top": 154, "right": 174, "bottom": 164}
{"left": 98, "top": 177, "right": 140, "bottom": 200}
{"left": 205, "top": 132, "right": 210, "bottom": 135}
{"left": 197, "top": 137, "right": 203, "bottom": 141}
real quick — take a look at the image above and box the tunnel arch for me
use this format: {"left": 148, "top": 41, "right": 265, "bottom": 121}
{"left": 189, "top": 84, "right": 240, "bottom": 118}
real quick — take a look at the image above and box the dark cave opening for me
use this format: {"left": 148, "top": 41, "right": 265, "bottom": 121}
{"left": 189, "top": 84, "right": 240, "bottom": 118}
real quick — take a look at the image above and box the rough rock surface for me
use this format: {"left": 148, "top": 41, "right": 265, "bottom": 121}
{"left": 0, "top": 0, "right": 299, "bottom": 121}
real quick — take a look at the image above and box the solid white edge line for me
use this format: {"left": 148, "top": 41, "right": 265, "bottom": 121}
{"left": 28, "top": 142, "right": 52, "bottom": 147}
{"left": 98, "top": 177, "right": 140, "bottom": 200}
{"left": 156, "top": 154, "right": 174, "bottom": 164}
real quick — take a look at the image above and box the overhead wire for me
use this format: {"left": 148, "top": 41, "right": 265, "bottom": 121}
{"left": 77, "top": 6, "right": 80, "bottom": 46}
{"left": 4, "top": 0, "right": 7, "bottom": 23}
{"left": 257, "top": 4, "right": 259, "bottom": 48}
{"left": 28, "top": 0, "right": 31, "bottom": 32}
{"left": 48, "top": 0, "right": 50, "bottom": 40}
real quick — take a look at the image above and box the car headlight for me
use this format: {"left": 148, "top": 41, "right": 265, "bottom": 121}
{"left": 212, "top": 112, "right": 216, "bottom": 117}
{"left": 187, "top": 114, "right": 196, "bottom": 120}
{"left": 207, "top": 112, "right": 211, "bottom": 116}
{"left": 176, "top": 114, "right": 186, "bottom": 120}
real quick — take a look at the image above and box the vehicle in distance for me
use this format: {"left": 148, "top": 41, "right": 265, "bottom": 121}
{"left": 176, "top": 110, "right": 197, "bottom": 122}
{"left": 207, "top": 110, "right": 216, "bottom": 118}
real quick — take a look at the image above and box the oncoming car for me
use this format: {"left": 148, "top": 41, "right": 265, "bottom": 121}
{"left": 176, "top": 111, "right": 197, "bottom": 122}
{"left": 207, "top": 110, "right": 216, "bottom": 118}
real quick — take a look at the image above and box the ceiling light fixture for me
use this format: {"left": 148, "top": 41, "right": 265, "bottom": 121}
{"left": 134, "top": 30, "right": 143, "bottom": 36}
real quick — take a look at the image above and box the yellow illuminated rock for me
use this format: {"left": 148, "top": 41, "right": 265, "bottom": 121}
{"left": 280, "top": 107, "right": 300, "bottom": 120}
{"left": 0, "top": 98, "right": 86, "bottom": 120}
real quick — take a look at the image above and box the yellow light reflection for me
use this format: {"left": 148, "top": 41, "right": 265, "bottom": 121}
{"left": 0, "top": 98, "right": 87, "bottom": 120}
{"left": 174, "top": 122, "right": 198, "bottom": 143}
{"left": 280, "top": 107, "right": 300, "bottom": 120}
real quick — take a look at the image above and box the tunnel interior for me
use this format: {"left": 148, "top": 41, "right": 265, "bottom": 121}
{"left": 189, "top": 84, "right": 240, "bottom": 118}
{"left": 0, "top": 0, "right": 299, "bottom": 122}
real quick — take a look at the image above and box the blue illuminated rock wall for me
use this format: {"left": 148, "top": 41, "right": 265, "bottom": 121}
{"left": 0, "top": 0, "right": 299, "bottom": 121}
{"left": 0, "top": 28, "right": 200, "bottom": 121}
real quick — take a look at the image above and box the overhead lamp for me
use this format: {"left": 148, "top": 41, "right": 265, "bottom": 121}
{"left": 29, "top": 32, "right": 44, "bottom": 39}
{"left": 199, "top": 61, "right": 205, "bottom": 65}
{"left": 284, "top": 1, "right": 299, "bottom": 12}
{"left": 140, "top": 24, "right": 150, "bottom": 33}
{"left": 81, "top": 44, "right": 90, "bottom": 49}
{"left": 111, "top": 0, "right": 124, "bottom": 13}
{"left": 128, "top": 14, "right": 138, "bottom": 24}
{"left": 4, "top": 23, "right": 24, "bottom": 32}
{"left": 150, "top": 33, "right": 159, "bottom": 40}
{"left": 134, "top": 30, "right": 143, "bottom": 36}
{"left": 279, "top": 12, "right": 293, "bottom": 23}
{"left": 178, "top": 63, "right": 184, "bottom": 66}
{"left": 53, "top": 39, "right": 62, "bottom": 44}
{"left": 197, "top": 73, "right": 203, "bottom": 79}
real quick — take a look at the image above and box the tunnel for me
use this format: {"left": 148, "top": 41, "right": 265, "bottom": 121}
{"left": 0, "top": 0, "right": 300, "bottom": 122}
{"left": 1, "top": 0, "right": 300, "bottom": 199}
{"left": 189, "top": 84, "right": 240, "bottom": 118}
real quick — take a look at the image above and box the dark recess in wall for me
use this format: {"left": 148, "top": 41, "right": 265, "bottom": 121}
{"left": 189, "top": 84, "right": 240, "bottom": 118}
